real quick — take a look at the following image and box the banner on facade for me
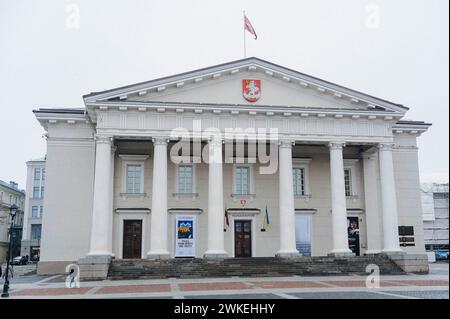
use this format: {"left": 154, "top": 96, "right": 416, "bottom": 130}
{"left": 174, "top": 215, "right": 196, "bottom": 257}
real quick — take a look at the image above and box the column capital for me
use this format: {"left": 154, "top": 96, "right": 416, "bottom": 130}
{"left": 94, "top": 134, "right": 113, "bottom": 144}
{"left": 207, "top": 136, "right": 223, "bottom": 145}
{"left": 378, "top": 143, "right": 395, "bottom": 151}
{"left": 328, "top": 141, "right": 346, "bottom": 150}
{"left": 278, "top": 139, "right": 294, "bottom": 148}
{"left": 152, "top": 137, "right": 169, "bottom": 145}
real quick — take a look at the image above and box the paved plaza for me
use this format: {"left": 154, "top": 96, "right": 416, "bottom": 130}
{"left": 0, "top": 263, "right": 447, "bottom": 299}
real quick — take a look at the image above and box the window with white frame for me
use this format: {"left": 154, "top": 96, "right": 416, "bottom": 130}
{"left": 344, "top": 169, "right": 352, "bottom": 196}
{"left": 40, "top": 186, "right": 44, "bottom": 198}
{"left": 293, "top": 167, "right": 306, "bottom": 196}
{"left": 292, "top": 158, "right": 311, "bottom": 197}
{"left": 40, "top": 206, "right": 44, "bottom": 218}
{"left": 31, "top": 206, "right": 39, "bottom": 218}
{"left": 126, "top": 164, "right": 142, "bottom": 193}
{"left": 177, "top": 164, "right": 194, "bottom": 194}
{"left": 33, "top": 187, "right": 39, "bottom": 198}
{"left": 34, "top": 168, "right": 41, "bottom": 180}
{"left": 41, "top": 168, "right": 46, "bottom": 181}
{"left": 343, "top": 159, "right": 359, "bottom": 198}
{"left": 234, "top": 166, "right": 251, "bottom": 195}
{"left": 120, "top": 155, "right": 148, "bottom": 196}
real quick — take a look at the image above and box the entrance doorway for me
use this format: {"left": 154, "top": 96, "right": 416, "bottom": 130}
{"left": 295, "top": 214, "right": 312, "bottom": 256}
{"left": 347, "top": 217, "right": 360, "bottom": 256}
{"left": 234, "top": 220, "right": 252, "bottom": 257}
{"left": 123, "top": 220, "right": 142, "bottom": 259}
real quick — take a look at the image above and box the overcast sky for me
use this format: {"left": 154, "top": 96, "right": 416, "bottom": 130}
{"left": 0, "top": 0, "right": 448, "bottom": 189}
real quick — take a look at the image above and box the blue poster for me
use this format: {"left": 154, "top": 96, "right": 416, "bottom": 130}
{"left": 175, "top": 215, "right": 196, "bottom": 257}
{"left": 177, "top": 220, "right": 193, "bottom": 239}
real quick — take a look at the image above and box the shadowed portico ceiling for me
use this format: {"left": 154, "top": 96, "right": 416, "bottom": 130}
{"left": 83, "top": 57, "right": 408, "bottom": 115}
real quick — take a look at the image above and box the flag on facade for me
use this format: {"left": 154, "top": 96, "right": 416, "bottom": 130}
{"left": 244, "top": 14, "right": 257, "bottom": 40}
{"left": 225, "top": 206, "right": 229, "bottom": 227}
{"left": 261, "top": 205, "right": 270, "bottom": 231}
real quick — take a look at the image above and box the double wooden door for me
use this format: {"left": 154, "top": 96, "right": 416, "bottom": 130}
{"left": 123, "top": 220, "right": 142, "bottom": 259}
{"left": 234, "top": 220, "right": 252, "bottom": 257}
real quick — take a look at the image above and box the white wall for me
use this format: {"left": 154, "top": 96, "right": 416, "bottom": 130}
{"left": 39, "top": 122, "right": 95, "bottom": 262}
{"left": 393, "top": 133, "right": 426, "bottom": 254}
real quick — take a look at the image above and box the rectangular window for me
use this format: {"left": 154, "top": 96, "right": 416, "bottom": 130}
{"left": 40, "top": 186, "right": 45, "bottom": 198}
{"left": 41, "top": 168, "right": 46, "bottom": 181}
{"left": 31, "top": 224, "right": 42, "bottom": 240}
{"left": 235, "top": 166, "right": 250, "bottom": 195}
{"left": 31, "top": 206, "right": 39, "bottom": 218}
{"left": 33, "top": 187, "right": 40, "bottom": 198}
{"left": 126, "top": 164, "right": 142, "bottom": 193}
{"left": 293, "top": 168, "right": 305, "bottom": 196}
{"left": 40, "top": 206, "right": 44, "bottom": 218}
{"left": 34, "top": 168, "right": 41, "bottom": 180}
{"left": 178, "top": 165, "right": 193, "bottom": 194}
{"left": 344, "top": 169, "right": 352, "bottom": 196}
{"left": 433, "top": 192, "right": 449, "bottom": 209}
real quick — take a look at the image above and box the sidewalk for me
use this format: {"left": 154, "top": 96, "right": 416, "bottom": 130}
{"left": 4, "top": 263, "right": 448, "bottom": 299}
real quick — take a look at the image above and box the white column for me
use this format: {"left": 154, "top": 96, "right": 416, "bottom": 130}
{"left": 108, "top": 146, "right": 116, "bottom": 256}
{"left": 378, "top": 143, "right": 403, "bottom": 254}
{"left": 88, "top": 135, "right": 113, "bottom": 256}
{"left": 147, "top": 137, "right": 170, "bottom": 259}
{"left": 276, "top": 140, "right": 300, "bottom": 257}
{"left": 204, "top": 137, "right": 227, "bottom": 258}
{"left": 329, "top": 142, "right": 353, "bottom": 256}
{"left": 362, "top": 151, "right": 382, "bottom": 254}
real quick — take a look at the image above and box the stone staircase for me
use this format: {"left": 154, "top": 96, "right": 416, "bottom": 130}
{"left": 108, "top": 255, "right": 404, "bottom": 280}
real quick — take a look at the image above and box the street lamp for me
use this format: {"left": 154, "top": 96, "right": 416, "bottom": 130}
{"left": 1, "top": 203, "right": 18, "bottom": 298}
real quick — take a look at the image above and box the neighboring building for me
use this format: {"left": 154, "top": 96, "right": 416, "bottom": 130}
{"left": 33, "top": 57, "right": 431, "bottom": 277}
{"left": 0, "top": 180, "right": 25, "bottom": 263}
{"left": 421, "top": 183, "right": 449, "bottom": 252}
{"left": 21, "top": 157, "right": 46, "bottom": 261}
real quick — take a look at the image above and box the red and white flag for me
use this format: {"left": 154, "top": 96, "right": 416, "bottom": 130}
{"left": 244, "top": 14, "right": 257, "bottom": 40}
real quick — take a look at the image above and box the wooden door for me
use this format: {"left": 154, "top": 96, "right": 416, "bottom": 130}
{"left": 123, "top": 220, "right": 142, "bottom": 259}
{"left": 347, "top": 217, "right": 360, "bottom": 256}
{"left": 234, "top": 220, "right": 252, "bottom": 257}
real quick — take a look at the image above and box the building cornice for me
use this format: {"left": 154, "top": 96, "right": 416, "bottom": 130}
{"left": 392, "top": 121, "right": 432, "bottom": 136}
{"left": 85, "top": 100, "right": 403, "bottom": 123}
{"left": 33, "top": 110, "right": 91, "bottom": 131}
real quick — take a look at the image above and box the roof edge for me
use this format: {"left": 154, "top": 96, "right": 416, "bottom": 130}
{"left": 82, "top": 57, "right": 409, "bottom": 112}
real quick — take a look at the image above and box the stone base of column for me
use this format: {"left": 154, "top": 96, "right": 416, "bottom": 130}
{"left": 146, "top": 251, "right": 171, "bottom": 260}
{"left": 328, "top": 250, "right": 354, "bottom": 258}
{"left": 204, "top": 250, "right": 228, "bottom": 259}
{"left": 78, "top": 255, "right": 111, "bottom": 281}
{"left": 275, "top": 250, "right": 301, "bottom": 258}
{"left": 381, "top": 249, "right": 406, "bottom": 256}
{"left": 363, "top": 250, "right": 382, "bottom": 255}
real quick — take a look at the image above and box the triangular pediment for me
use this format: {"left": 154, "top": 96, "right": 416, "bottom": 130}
{"left": 83, "top": 57, "right": 408, "bottom": 114}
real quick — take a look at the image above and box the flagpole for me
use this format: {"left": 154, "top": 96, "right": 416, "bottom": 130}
{"left": 243, "top": 10, "right": 246, "bottom": 58}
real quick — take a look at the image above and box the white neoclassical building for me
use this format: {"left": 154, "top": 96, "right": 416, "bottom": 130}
{"left": 34, "top": 58, "right": 431, "bottom": 276}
